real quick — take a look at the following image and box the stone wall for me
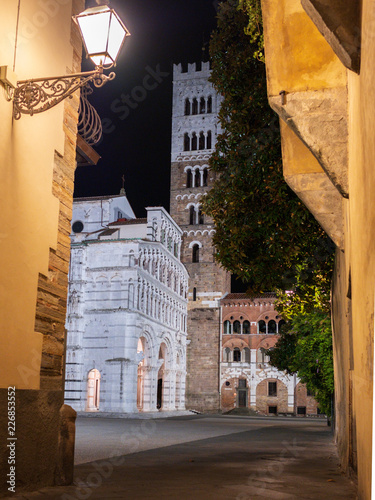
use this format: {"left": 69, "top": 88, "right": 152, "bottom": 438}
{"left": 294, "top": 382, "right": 320, "bottom": 415}
{"left": 256, "top": 379, "right": 289, "bottom": 415}
{"left": 186, "top": 307, "right": 221, "bottom": 411}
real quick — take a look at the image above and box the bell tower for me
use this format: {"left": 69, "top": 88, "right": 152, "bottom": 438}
{"left": 170, "top": 62, "right": 231, "bottom": 411}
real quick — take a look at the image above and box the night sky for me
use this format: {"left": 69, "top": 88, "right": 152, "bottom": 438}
{"left": 74, "top": 0, "right": 219, "bottom": 217}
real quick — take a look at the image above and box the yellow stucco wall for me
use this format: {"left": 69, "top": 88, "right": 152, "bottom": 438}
{"left": 0, "top": 0, "right": 75, "bottom": 389}
{"left": 261, "top": 0, "right": 347, "bottom": 96}
{"left": 262, "top": 0, "right": 375, "bottom": 497}
{"left": 346, "top": 0, "right": 375, "bottom": 490}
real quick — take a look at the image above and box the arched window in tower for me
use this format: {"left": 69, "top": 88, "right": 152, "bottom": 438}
{"left": 203, "top": 168, "right": 208, "bottom": 186}
{"left": 243, "top": 320, "right": 250, "bottom": 334}
{"left": 199, "top": 131, "right": 205, "bottom": 150}
{"left": 200, "top": 97, "right": 206, "bottom": 114}
{"left": 198, "top": 206, "right": 204, "bottom": 225}
{"left": 184, "top": 133, "right": 190, "bottom": 151}
{"left": 191, "top": 132, "right": 197, "bottom": 151}
{"left": 233, "top": 320, "right": 241, "bottom": 334}
{"left": 268, "top": 320, "right": 277, "bottom": 334}
{"left": 224, "top": 320, "right": 231, "bottom": 334}
{"left": 258, "top": 320, "right": 267, "bottom": 334}
{"left": 186, "top": 169, "right": 192, "bottom": 188}
{"left": 207, "top": 96, "right": 212, "bottom": 113}
{"left": 206, "top": 130, "right": 212, "bottom": 149}
{"left": 192, "top": 244, "right": 200, "bottom": 263}
{"left": 233, "top": 347, "right": 241, "bottom": 362}
{"left": 189, "top": 206, "right": 195, "bottom": 225}
{"left": 195, "top": 169, "right": 201, "bottom": 187}
{"left": 184, "top": 98, "right": 191, "bottom": 116}
{"left": 192, "top": 98, "right": 198, "bottom": 115}
{"left": 243, "top": 347, "right": 250, "bottom": 363}
{"left": 223, "top": 347, "right": 231, "bottom": 362}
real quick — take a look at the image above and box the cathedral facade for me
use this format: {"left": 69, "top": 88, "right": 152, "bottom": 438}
{"left": 170, "top": 62, "right": 231, "bottom": 412}
{"left": 64, "top": 194, "right": 189, "bottom": 413}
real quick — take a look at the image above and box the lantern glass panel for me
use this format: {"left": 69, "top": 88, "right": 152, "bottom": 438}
{"left": 77, "top": 9, "right": 111, "bottom": 65}
{"left": 106, "top": 12, "right": 127, "bottom": 64}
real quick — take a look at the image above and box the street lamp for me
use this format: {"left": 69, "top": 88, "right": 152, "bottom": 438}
{"left": 0, "top": 2, "right": 130, "bottom": 119}
{"left": 74, "top": 4, "right": 130, "bottom": 67}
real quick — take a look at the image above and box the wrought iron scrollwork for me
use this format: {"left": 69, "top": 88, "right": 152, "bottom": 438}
{"left": 12, "top": 68, "right": 115, "bottom": 120}
{"left": 78, "top": 85, "right": 103, "bottom": 145}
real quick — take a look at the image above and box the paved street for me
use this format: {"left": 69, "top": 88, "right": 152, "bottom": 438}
{"left": 10, "top": 414, "right": 357, "bottom": 499}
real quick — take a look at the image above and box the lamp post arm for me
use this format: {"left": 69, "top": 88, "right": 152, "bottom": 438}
{"left": 13, "top": 66, "right": 115, "bottom": 120}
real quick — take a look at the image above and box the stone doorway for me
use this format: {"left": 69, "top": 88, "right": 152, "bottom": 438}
{"left": 157, "top": 378, "right": 163, "bottom": 409}
{"left": 238, "top": 379, "right": 247, "bottom": 408}
{"left": 86, "top": 369, "right": 101, "bottom": 411}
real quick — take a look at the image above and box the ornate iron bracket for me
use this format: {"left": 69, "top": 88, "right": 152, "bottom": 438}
{"left": 12, "top": 66, "right": 115, "bottom": 120}
{"left": 78, "top": 85, "right": 103, "bottom": 145}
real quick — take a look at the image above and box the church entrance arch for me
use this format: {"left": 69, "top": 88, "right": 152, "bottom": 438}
{"left": 86, "top": 369, "right": 101, "bottom": 411}
{"left": 157, "top": 378, "right": 163, "bottom": 409}
{"left": 157, "top": 342, "right": 169, "bottom": 409}
{"left": 137, "top": 338, "right": 145, "bottom": 410}
{"left": 137, "top": 336, "right": 154, "bottom": 411}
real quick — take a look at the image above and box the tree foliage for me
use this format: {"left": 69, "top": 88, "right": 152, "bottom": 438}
{"left": 205, "top": 0, "right": 335, "bottom": 413}
{"left": 239, "top": 0, "right": 264, "bottom": 61}
{"left": 204, "top": 0, "right": 333, "bottom": 294}
{"left": 269, "top": 311, "right": 334, "bottom": 415}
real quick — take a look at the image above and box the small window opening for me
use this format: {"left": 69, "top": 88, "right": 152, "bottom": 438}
{"left": 224, "top": 320, "right": 231, "bottom": 334}
{"left": 192, "top": 98, "right": 198, "bottom": 115}
{"left": 233, "top": 320, "right": 241, "bottom": 334}
{"left": 185, "top": 98, "right": 191, "bottom": 115}
{"left": 192, "top": 244, "right": 200, "bottom": 263}
{"left": 203, "top": 168, "right": 208, "bottom": 186}
{"left": 207, "top": 96, "right": 212, "bottom": 113}
{"left": 191, "top": 132, "right": 197, "bottom": 151}
{"left": 198, "top": 207, "right": 204, "bottom": 225}
{"left": 189, "top": 206, "right": 195, "bottom": 225}
{"left": 199, "top": 132, "right": 205, "bottom": 150}
{"left": 268, "top": 382, "right": 277, "bottom": 397}
{"left": 268, "top": 320, "right": 277, "bottom": 334}
{"left": 206, "top": 130, "right": 212, "bottom": 149}
{"left": 184, "top": 133, "right": 190, "bottom": 151}
{"left": 243, "top": 321, "right": 250, "bottom": 334}
{"left": 258, "top": 320, "right": 267, "bottom": 334}
{"left": 233, "top": 348, "right": 241, "bottom": 362}
{"left": 199, "top": 97, "right": 206, "bottom": 114}
{"left": 195, "top": 169, "right": 201, "bottom": 187}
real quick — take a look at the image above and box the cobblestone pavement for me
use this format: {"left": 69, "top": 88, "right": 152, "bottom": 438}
{"left": 7, "top": 414, "right": 357, "bottom": 499}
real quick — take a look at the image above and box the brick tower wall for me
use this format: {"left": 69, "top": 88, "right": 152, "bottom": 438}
{"left": 170, "top": 62, "right": 230, "bottom": 412}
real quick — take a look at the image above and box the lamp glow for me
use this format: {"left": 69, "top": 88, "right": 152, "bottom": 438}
{"left": 74, "top": 6, "right": 131, "bottom": 67}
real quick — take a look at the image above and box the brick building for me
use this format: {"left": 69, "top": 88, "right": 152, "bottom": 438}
{"left": 220, "top": 293, "right": 319, "bottom": 416}
{"left": 170, "top": 62, "right": 231, "bottom": 412}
